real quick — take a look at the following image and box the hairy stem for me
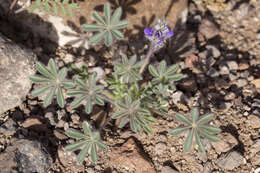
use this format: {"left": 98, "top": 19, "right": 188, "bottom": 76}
{"left": 139, "top": 44, "right": 154, "bottom": 74}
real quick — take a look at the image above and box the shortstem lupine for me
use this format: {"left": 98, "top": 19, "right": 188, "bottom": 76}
{"left": 139, "top": 18, "right": 174, "bottom": 74}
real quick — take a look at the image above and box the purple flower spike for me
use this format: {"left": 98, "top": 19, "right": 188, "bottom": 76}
{"left": 166, "top": 31, "right": 174, "bottom": 38}
{"left": 144, "top": 19, "right": 174, "bottom": 51}
{"left": 144, "top": 28, "right": 153, "bottom": 37}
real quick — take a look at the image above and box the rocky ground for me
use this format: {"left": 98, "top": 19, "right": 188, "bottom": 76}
{"left": 0, "top": 0, "right": 259, "bottom": 173}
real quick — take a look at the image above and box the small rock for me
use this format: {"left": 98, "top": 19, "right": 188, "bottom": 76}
{"left": 0, "top": 118, "right": 17, "bottom": 136}
{"left": 219, "top": 65, "right": 229, "bottom": 75}
{"left": 0, "top": 139, "right": 52, "bottom": 173}
{"left": 54, "top": 129, "right": 68, "bottom": 140}
{"left": 240, "top": 71, "right": 249, "bottom": 78}
{"left": 229, "top": 73, "right": 238, "bottom": 81}
{"left": 238, "top": 63, "right": 249, "bottom": 70}
{"left": 217, "top": 151, "right": 244, "bottom": 170}
{"left": 199, "top": 19, "right": 219, "bottom": 39}
{"left": 236, "top": 79, "right": 248, "bottom": 88}
{"left": 251, "top": 79, "right": 260, "bottom": 93}
{"left": 161, "top": 166, "right": 179, "bottom": 173}
{"left": 207, "top": 67, "right": 219, "bottom": 77}
{"left": 63, "top": 53, "right": 74, "bottom": 64}
{"left": 212, "top": 133, "right": 238, "bottom": 153}
{"left": 227, "top": 61, "right": 238, "bottom": 71}
{"left": 155, "top": 142, "right": 167, "bottom": 155}
{"left": 21, "top": 116, "right": 48, "bottom": 132}
{"left": 206, "top": 45, "right": 221, "bottom": 58}
{"left": 45, "top": 112, "right": 56, "bottom": 126}
{"left": 246, "top": 115, "right": 260, "bottom": 129}
{"left": 171, "top": 91, "right": 188, "bottom": 104}
{"left": 224, "top": 92, "right": 236, "bottom": 101}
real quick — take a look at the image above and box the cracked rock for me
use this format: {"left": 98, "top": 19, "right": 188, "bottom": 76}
{"left": 0, "top": 33, "right": 36, "bottom": 114}
{"left": 217, "top": 151, "right": 244, "bottom": 170}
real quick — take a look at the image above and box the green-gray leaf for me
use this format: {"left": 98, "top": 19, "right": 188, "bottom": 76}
{"left": 89, "top": 31, "right": 107, "bottom": 45}
{"left": 169, "top": 126, "right": 190, "bottom": 136}
{"left": 184, "top": 129, "right": 194, "bottom": 152}
{"left": 65, "top": 140, "right": 87, "bottom": 152}
{"left": 77, "top": 143, "right": 91, "bottom": 164}
{"left": 57, "top": 87, "right": 65, "bottom": 108}
{"left": 43, "top": 87, "right": 56, "bottom": 107}
{"left": 176, "top": 113, "right": 191, "bottom": 125}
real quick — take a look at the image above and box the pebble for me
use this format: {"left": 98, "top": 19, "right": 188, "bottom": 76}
{"left": 207, "top": 67, "right": 219, "bottom": 77}
{"left": 219, "top": 65, "right": 230, "bottom": 75}
{"left": 238, "top": 62, "right": 249, "bottom": 70}
{"left": 154, "top": 142, "right": 167, "bottom": 155}
{"left": 240, "top": 71, "right": 249, "bottom": 78}
{"left": 227, "top": 61, "right": 238, "bottom": 71}
{"left": 161, "top": 166, "right": 179, "bottom": 173}
{"left": 229, "top": 73, "right": 238, "bottom": 81}
{"left": 45, "top": 112, "right": 56, "bottom": 126}
{"left": 212, "top": 133, "right": 238, "bottom": 153}
{"left": 224, "top": 92, "right": 236, "bottom": 101}
{"left": 251, "top": 79, "right": 260, "bottom": 93}
{"left": 63, "top": 53, "right": 74, "bottom": 64}
{"left": 199, "top": 19, "right": 219, "bottom": 39}
{"left": 217, "top": 151, "right": 244, "bottom": 170}
{"left": 206, "top": 45, "right": 221, "bottom": 58}
{"left": 247, "top": 115, "right": 260, "bottom": 129}
{"left": 0, "top": 118, "right": 16, "bottom": 136}
{"left": 236, "top": 79, "right": 248, "bottom": 88}
{"left": 171, "top": 91, "right": 188, "bottom": 104}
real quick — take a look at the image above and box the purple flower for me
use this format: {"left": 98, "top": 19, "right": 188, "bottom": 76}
{"left": 144, "top": 19, "right": 174, "bottom": 51}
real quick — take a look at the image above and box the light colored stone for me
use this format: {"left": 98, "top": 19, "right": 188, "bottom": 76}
{"left": 219, "top": 65, "right": 229, "bottom": 75}
{"left": 161, "top": 166, "right": 179, "bottom": 173}
{"left": 251, "top": 79, "right": 260, "bottom": 93}
{"left": 227, "top": 61, "right": 238, "bottom": 71}
{"left": 212, "top": 133, "right": 238, "bottom": 153}
{"left": 0, "top": 33, "right": 36, "bottom": 114}
{"left": 217, "top": 151, "right": 244, "bottom": 170}
{"left": 206, "top": 45, "right": 221, "bottom": 58}
{"left": 247, "top": 115, "right": 260, "bottom": 129}
{"left": 236, "top": 79, "right": 248, "bottom": 88}
{"left": 199, "top": 19, "right": 219, "bottom": 39}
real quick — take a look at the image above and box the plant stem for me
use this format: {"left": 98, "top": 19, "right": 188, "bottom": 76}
{"left": 139, "top": 44, "right": 154, "bottom": 74}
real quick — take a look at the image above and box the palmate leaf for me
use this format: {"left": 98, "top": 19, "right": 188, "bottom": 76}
{"left": 65, "top": 121, "right": 107, "bottom": 163}
{"left": 67, "top": 74, "right": 105, "bottom": 114}
{"left": 30, "top": 58, "right": 74, "bottom": 108}
{"left": 169, "top": 108, "right": 221, "bottom": 152}
{"left": 111, "top": 94, "right": 154, "bottom": 133}
{"left": 82, "top": 2, "right": 129, "bottom": 47}
{"left": 148, "top": 60, "right": 183, "bottom": 88}
{"left": 29, "top": 0, "right": 79, "bottom": 16}
{"left": 113, "top": 54, "right": 142, "bottom": 84}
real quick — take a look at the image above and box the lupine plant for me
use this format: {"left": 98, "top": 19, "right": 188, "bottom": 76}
{"left": 29, "top": 2, "right": 221, "bottom": 164}
{"left": 169, "top": 108, "right": 221, "bottom": 152}
{"left": 82, "top": 3, "right": 128, "bottom": 46}
{"left": 30, "top": 0, "right": 79, "bottom": 16}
